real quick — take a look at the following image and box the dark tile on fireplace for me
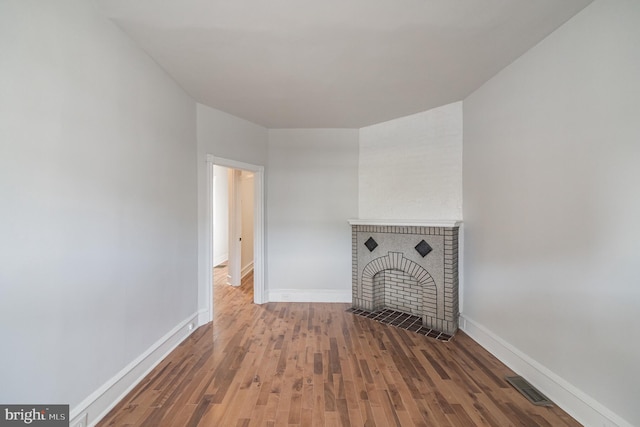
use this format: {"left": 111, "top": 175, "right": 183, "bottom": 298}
{"left": 371, "top": 314, "right": 384, "bottom": 321}
{"left": 396, "top": 314, "right": 413, "bottom": 324}
{"left": 389, "top": 317, "right": 407, "bottom": 326}
{"left": 415, "top": 239, "right": 433, "bottom": 257}
{"left": 407, "top": 316, "right": 422, "bottom": 326}
{"left": 398, "top": 317, "right": 419, "bottom": 329}
{"left": 372, "top": 312, "right": 391, "bottom": 321}
{"left": 364, "top": 237, "right": 378, "bottom": 252}
{"left": 378, "top": 313, "right": 396, "bottom": 323}
{"left": 406, "top": 323, "right": 422, "bottom": 332}
{"left": 386, "top": 315, "right": 403, "bottom": 324}
{"left": 377, "top": 309, "right": 396, "bottom": 319}
{"left": 391, "top": 312, "right": 410, "bottom": 320}
{"left": 426, "top": 330, "right": 441, "bottom": 338}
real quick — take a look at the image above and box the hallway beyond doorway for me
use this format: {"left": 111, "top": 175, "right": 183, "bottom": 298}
{"left": 213, "top": 263, "right": 254, "bottom": 309}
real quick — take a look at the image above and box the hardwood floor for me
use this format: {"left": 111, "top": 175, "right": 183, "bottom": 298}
{"left": 98, "top": 267, "right": 581, "bottom": 426}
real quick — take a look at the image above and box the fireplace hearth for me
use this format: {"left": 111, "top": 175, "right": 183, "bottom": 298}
{"left": 349, "top": 220, "right": 461, "bottom": 335}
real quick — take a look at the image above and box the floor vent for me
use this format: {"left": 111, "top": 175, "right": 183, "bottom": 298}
{"left": 505, "top": 376, "right": 553, "bottom": 406}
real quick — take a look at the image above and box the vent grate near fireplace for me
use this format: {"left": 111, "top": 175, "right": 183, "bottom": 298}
{"left": 505, "top": 376, "right": 553, "bottom": 406}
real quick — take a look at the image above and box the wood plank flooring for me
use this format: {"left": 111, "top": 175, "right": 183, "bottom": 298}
{"left": 98, "top": 266, "right": 581, "bottom": 426}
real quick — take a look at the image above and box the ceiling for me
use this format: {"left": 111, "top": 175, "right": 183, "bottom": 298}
{"left": 97, "top": 0, "right": 593, "bottom": 128}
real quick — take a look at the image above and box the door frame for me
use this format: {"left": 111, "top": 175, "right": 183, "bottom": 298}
{"left": 205, "top": 155, "right": 266, "bottom": 321}
{"left": 227, "top": 168, "right": 242, "bottom": 287}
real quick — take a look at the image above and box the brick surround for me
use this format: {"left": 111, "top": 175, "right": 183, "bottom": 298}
{"left": 376, "top": 270, "right": 422, "bottom": 315}
{"left": 350, "top": 220, "right": 461, "bottom": 335}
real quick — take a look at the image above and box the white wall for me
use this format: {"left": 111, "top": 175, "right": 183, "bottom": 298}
{"left": 196, "top": 104, "right": 267, "bottom": 313}
{"left": 197, "top": 104, "right": 269, "bottom": 166}
{"left": 0, "top": 0, "right": 197, "bottom": 420}
{"left": 359, "top": 102, "right": 463, "bottom": 220}
{"left": 212, "top": 165, "right": 229, "bottom": 266}
{"left": 267, "top": 129, "right": 358, "bottom": 301}
{"left": 463, "top": 1, "right": 640, "bottom": 426}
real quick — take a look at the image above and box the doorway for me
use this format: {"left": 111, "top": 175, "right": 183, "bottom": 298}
{"left": 205, "top": 155, "right": 265, "bottom": 322}
{"left": 212, "top": 166, "right": 254, "bottom": 288}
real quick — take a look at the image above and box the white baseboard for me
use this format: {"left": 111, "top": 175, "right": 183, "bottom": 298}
{"left": 241, "top": 262, "right": 253, "bottom": 279}
{"left": 70, "top": 312, "right": 199, "bottom": 427}
{"left": 268, "top": 289, "right": 352, "bottom": 303}
{"left": 213, "top": 254, "right": 228, "bottom": 267}
{"left": 460, "top": 314, "right": 633, "bottom": 427}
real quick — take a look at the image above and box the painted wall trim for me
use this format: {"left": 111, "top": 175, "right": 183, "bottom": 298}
{"left": 349, "top": 219, "right": 462, "bottom": 227}
{"left": 268, "top": 289, "right": 352, "bottom": 303}
{"left": 458, "top": 224, "right": 464, "bottom": 314}
{"left": 69, "top": 312, "right": 199, "bottom": 427}
{"left": 207, "top": 155, "right": 261, "bottom": 172}
{"left": 203, "top": 154, "right": 214, "bottom": 323}
{"left": 197, "top": 308, "right": 209, "bottom": 327}
{"left": 460, "top": 315, "right": 633, "bottom": 427}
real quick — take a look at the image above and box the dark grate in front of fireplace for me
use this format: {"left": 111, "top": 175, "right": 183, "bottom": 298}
{"left": 346, "top": 307, "right": 453, "bottom": 342}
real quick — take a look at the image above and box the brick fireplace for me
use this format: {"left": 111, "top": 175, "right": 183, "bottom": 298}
{"left": 350, "top": 220, "right": 461, "bottom": 335}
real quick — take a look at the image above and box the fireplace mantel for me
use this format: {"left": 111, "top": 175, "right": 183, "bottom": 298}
{"left": 348, "top": 219, "right": 462, "bottom": 227}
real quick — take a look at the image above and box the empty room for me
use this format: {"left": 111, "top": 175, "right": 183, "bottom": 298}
{"left": 1, "top": 1, "right": 638, "bottom": 426}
